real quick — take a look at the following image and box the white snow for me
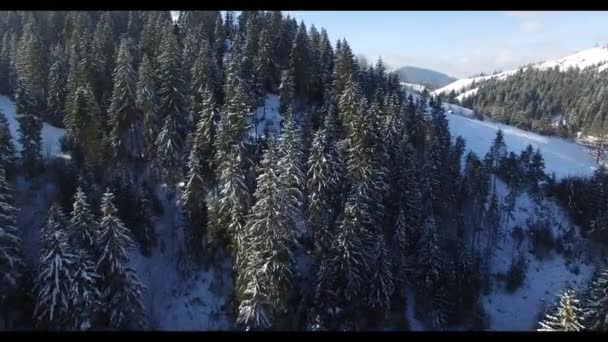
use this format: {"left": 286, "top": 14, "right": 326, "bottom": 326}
{"left": 400, "top": 82, "right": 427, "bottom": 93}
{"left": 129, "top": 186, "right": 233, "bottom": 330}
{"left": 433, "top": 47, "right": 608, "bottom": 97}
{"left": 247, "top": 94, "right": 282, "bottom": 140}
{"left": 455, "top": 88, "right": 478, "bottom": 102}
{"left": 432, "top": 70, "right": 517, "bottom": 97}
{"left": 0, "top": 95, "right": 66, "bottom": 159}
{"left": 481, "top": 179, "right": 596, "bottom": 331}
{"left": 447, "top": 112, "right": 598, "bottom": 179}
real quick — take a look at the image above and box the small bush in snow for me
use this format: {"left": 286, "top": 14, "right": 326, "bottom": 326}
{"left": 528, "top": 217, "right": 555, "bottom": 260}
{"left": 505, "top": 254, "right": 527, "bottom": 292}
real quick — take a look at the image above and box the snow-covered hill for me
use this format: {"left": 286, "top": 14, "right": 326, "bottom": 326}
{"left": 433, "top": 46, "right": 608, "bottom": 97}
{"left": 0, "top": 95, "right": 66, "bottom": 159}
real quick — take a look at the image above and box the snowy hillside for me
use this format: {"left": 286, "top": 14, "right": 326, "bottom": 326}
{"left": 400, "top": 82, "right": 427, "bottom": 93}
{"left": 433, "top": 46, "right": 608, "bottom": 97}
{"left": 0, "top": 95, "right": 66, "bottom": 158}
{"left": 447, "top": 112, "right": 598, "bottom": 179}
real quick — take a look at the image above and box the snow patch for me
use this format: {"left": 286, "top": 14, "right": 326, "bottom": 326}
{"left": 0, "top": 95, "right": 66, "bottom": 159}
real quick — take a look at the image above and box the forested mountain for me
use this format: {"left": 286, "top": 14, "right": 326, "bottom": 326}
{"left": 0, "top": 10, "right": 606, "bottom": 332}
{"left": 396, "top": 65, "right": 457, "bottom": 90}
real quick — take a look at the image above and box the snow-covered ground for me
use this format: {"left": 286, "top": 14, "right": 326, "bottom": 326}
{"left": 481, "top": 178, "right": 596, "bottom": 331}
{"left": 433, "top": 46, "right": 608, "bottom": 98}
{"left": 455, "top": 88, "right": 478, "bottom": 102}
{"left": 248, "top": 94, "right": 282, "bottom": 140}
{"left": 0, "top": 95, "right": 66, "bottom": 159}
{"left": 130, "top": 187, "right": 233, "bottom": 330}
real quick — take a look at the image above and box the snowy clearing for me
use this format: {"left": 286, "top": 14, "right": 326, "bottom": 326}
{"left": 0, "top": 95, "right": 66, "bottom": 159}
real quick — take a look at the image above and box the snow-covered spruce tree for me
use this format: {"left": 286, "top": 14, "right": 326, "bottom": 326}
{"left": 210, "top": 142, "right": 251, "bottom": 257}
{"left": 155, "top": 109, "right": 184, "bottom": 186}
{"left": 96, "top": 190, "right": 146, "bottom": 330}
{"left": 69, "top": 248, "right": 100, "bottom": 331}
{"left": 236, "top": 263, "right": 272, "bottom": 331}
{"left": 15, "top": 17, "right": 47, "bottom": 113}
{"left": 33, "top": 205, "right": 76, "bottom": 329}
{"left": 306, "top": 122, "right": 344, "bottom": 256}
{"left": 189, "top": 86, "right": 217, "bottom": 187}
{"left": 329, "top": 184, "right": 373, "bottom": 327}
{"left": 46, "top": 44, "right": 68, "bottom": 126}
{"left": 69, "top": 187, "right": 98, "bottom": 259}
{"left": 366, "top": 234, "right": 394, "bottom": 324}
{"left": 278, "top": 115, "right": 306, "bottom": 231}
{"left": 15, "top": 93, "right": 42, "bottom": 177}
{"left": 135, "top": 54, "right": 161, "bottom": 161}
{"left": 415, "top": 217, "right": 452, "bottom": 329}
{"left": 0, "top": 168, "right": 23, "bottom": 306}
{"left": 391, "top": 208, "right": 412, "bottom": 291}
{"left": 538, "top": 289, "right": 584, "bottom": 331}
{"left": 63, "top": 82, "right": 104, "bottom": 171}
{"left": 109, "top": 37, "right": 143, "bottom": 162}
{"left": 181, "top": 143, "right": 209, "bottom": 264}
{"left": 584, "top": 268, "right": 608, "bottom": 331}
{"left": 237, "top": 141, "right": 296, "bottom": 329}
{"left": 279, "top": 66, "right": 295, "bottom": 116}
{"left": 484, "top": 187, "right": 501, "bottom": 264}
{"left": 0, "top": 111, "right": 17, "bottom": 173}
{"left": 155, "top": 24, "right": 188, "bottom": 186}
{"left": 189, "top": 40, "right": 218, "bottom": 122}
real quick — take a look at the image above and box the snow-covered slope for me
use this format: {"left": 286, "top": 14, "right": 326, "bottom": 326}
{"left": 130, "top": 188, "right": 233, "bottom": 330}
{"left": 405, "top": 90, "right": 598, "bottom": 178}
{"left": 482, "top": 178, "right": 596, "bottom": 331}
{"left": 0, "top": 95, "right": 66, "bottom": 158}
{"left": 400, "top": 82, "right": 427, "bottom": 93}
{"left": 433, "top": 47, "right": 608, "bottom": 97}
{"left": 447, "top": 111, "right": 597, "bottom": 179}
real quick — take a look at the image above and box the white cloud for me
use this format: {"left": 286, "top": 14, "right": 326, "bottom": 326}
{"left": 520, "top": 20, "right": 543, "bottom": 33}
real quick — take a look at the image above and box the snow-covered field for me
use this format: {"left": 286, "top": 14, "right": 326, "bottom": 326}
{"left": 447, "top": 111, "right": 598, "bottom": 179}
{"left": 0, "top": 95, "right": 66, "bottom": 158}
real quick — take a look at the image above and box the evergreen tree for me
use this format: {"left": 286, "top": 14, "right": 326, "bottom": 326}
{"left": 0, "top": 168, "right": 23, "bottom": 306}
{"left": 155, "top": 24, "right": 188, "bottom": 184}
{"left": 584, "top": 267, "right": 608, "bottom": 331}
{"left": 96, "top": 190, "right": 146, "bottom": 330}
{"left": 0, "top": 112, "right": 17, "bottom": 173}
{"left": 63, "top": 83, "right": 104, "bottom": 170}
{"left": 33, "top": 205, "right": 76, "bottom": 329}
{"left": 46, "top": 45, "right": 68, "bottom": 126}
{"left": 136, "top": 55, "right": 161, "bottom": 161}
{"left": 238, "top": 141, "right": 296, "bottom": 329}
{"left": 306, "top": 122, "right": 344, "bottom": 256}
{"left": 109, "top": 37, "right": 143, "bottom": 162}
{"left": 181, "top": 143, "right": 209, "bottom": 263}
{"left": 69, "top": 187, "right": 98, "bottom": 258}
{"left": 15, "top": 100, "right": 42, "bottom": 177}
{"left": 278, "top": 115, "right": 306, "bottom": 226}
{"left": 279, "top": 67, "right": 295, "bottom": 116}
{"left": 538, "top": 289, "right": 584, "bottom": 331}
{"left": 367, "top": 235, "right": 394, "bottom": 323}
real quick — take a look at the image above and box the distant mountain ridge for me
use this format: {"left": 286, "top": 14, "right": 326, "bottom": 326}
{"left": 395, "top": 65, "right": 458, "bottom": 90}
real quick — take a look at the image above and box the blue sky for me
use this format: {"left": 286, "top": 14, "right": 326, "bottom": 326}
{"left": 284, "top": 11, "right": 608, "bottom": 78}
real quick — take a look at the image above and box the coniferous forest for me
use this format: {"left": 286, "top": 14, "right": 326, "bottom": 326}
{"left": 0, "top": 10, "right": 607, "bottom": 331}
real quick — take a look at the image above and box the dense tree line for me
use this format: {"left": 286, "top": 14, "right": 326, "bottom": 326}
{"left": 455, "top": 66, "right": 608, "bottom": 142}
